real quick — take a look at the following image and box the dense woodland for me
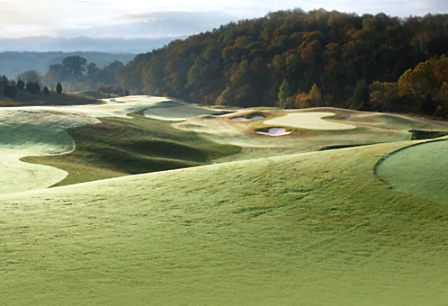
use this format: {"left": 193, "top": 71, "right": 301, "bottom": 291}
{"left": 113, "top": 9, "right": 448, "bottom": 117}
{"left": 1, "top": 9, "right": 448, "bottom": 118}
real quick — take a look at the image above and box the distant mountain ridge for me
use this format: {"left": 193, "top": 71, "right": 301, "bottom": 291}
{"left": 0, "top": 51, "right": 137, "bottom": 79}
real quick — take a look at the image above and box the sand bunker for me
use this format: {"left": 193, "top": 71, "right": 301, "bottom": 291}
{"left": 256, "top": 127, "right": 292, "bottom": 136}
{"left": 264, "top": 112, "right": 356, "bottom": 130}
{"left": 232, "top": 116, "right": 265, "bottom": 121}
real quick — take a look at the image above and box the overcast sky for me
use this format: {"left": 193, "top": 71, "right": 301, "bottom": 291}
{"left": 1, "top": 0, "right": 447, "bottom": 53}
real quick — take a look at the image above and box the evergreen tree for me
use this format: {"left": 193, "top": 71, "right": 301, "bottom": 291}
{"left": 3, "top": 84, "right": 11, "bottom": 97}
{"left": 17, "top": 78, "right": 25, "bottom": 90}
{"left": 350, "top": 80, "right": 370, "bottom": 110}
{"left": 1, "top": 75, "right": 9, "bottom": 87}
{"left": 56, "top": 82, "right": 63, "bottom": 94}
{"left": 9, "top": 85, "right": 17, "bottom": 98}
{"left": 420, "top": 92, "right": 438, "bottom": 115}
{"left": 26, "top": 81, "right": 34, "bottom": 93}
{"left": 43, "top": 86, "right": 50, "bottom": 95}
{"left": 278, "top": 79, "right": 291, "bottom": 109}
{"left": 308, "top": 84, "right": 323, "bottom": 107}
{"left": 33, "top": 82, "right": 40, "bottom": 93}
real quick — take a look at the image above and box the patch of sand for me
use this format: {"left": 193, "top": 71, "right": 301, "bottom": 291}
{"left": 232, "top": 116, "right": 265, "bottom": 121}
{"left": 264, "top": 112, "right": 356, "bottom": 130}
{"left": 256, "top": 127, "right": 292, "bottom": 136}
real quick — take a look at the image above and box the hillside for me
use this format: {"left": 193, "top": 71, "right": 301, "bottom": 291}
{"left": 2, "top": 135, "right": 448, "bottom": 305}
{"left": 0, "top": 88, "right": 100, "bottom": 107}
{"left": 1, "top": 95, "right": 448, "bottom": 304}
{"left": 115, "top": 9, "right": 448, "bottom": 117}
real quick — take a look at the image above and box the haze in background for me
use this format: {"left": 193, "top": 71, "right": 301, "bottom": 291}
{"left": 1, "top": 0, "right": 447, "bottom": 53}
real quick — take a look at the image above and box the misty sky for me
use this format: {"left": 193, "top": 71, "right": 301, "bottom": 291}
{"left": 1, "top": 0, "right": 447, "bottom": 53}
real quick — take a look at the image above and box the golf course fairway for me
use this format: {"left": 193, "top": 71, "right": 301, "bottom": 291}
{"left": 1, "top": 138, "right": 448, "bottom": 305}
{"left": 1, "top": 97, "right": 448, "bottom": 305}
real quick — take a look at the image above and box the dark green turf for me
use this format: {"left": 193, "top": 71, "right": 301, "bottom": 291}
{"left": 22, "top": 113, "right": 241, "bottom": 186}
{"left": 0, "top": 90, "right": 100, "bottom": 106}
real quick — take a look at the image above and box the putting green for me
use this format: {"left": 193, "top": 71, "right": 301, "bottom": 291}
{"left": 263, "top": 112, "right": 356, "bottom": 130}
{"left": 376, "top": 139, "right": 448, "bottom": 204}
{"left": 143, "top": 103, "right": 223, "bottom": 121}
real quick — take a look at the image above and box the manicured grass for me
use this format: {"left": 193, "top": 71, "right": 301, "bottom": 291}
{"left": 376, "top": 138, "right": 448, "bottom": 204}
{"left": 2, "top": 140, "right": 448, "bottom": 305}
{"left": 3, "top": 103, "right": 448, "bottom": 304}
{"left": 22, "top": 112, "right": 241, "bottom": 186}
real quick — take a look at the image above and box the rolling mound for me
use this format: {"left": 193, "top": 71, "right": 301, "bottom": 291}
{"left": 174, "top": 108, "right": 448, "bottom": 161}
{"left": 2, "top": 99, "right": 448, "bottom": 305}
{"left": 1, "top": 140, "right": 448, "bottom": 305}
{"left": 23, "top": 113, "right": 240, "bottom": 186}
{"left": 0, "top": 96, "right": 172, "bottom": 194}
{"left": 376, "top": 138, "right": 448, "bottom": 204}
{"left": 143, "top": 101, "right": 225, "bottom": 120}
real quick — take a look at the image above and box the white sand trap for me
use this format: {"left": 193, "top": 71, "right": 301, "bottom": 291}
{"left": 144, "top": 103, "right": 221, "bottom": 121}
{"left": 0, "top": 95, "right": 170, "bottom": 195}
{"left": 264, "top": 112, "right": 356, "bottom": 130}
{"left": 232, "top": 115, "right": 265, "bottom": 121}
{"left": 256, "top": 127, "right": 292, "bottom": 136}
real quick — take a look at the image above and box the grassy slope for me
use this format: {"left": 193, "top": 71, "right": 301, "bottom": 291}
{"left": 22, "top": 113, "right": 241, "bottom": 186}
{"left": 0, "top": 89, "right": 100, "bottom": 106}
{"left": 376, "top": 138, "right": 448, "bottom": 204}
{"left": 72, "top": 90, "right": 111, "bottom": 99}
{"left": 1, "top": 140, "right": 448, "bottom": 305}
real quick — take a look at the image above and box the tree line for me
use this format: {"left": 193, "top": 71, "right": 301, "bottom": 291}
{"left": 0, "top": 72, "right": 63, "bottom": 99}
{"left": 112, "top": 9, "right": 448, "bottom": 117}
{"left": 1, "top": 55, "right": 129, "bottom": 99}
{"left": 45, "top": 56, "right": 128, "bottom": 94}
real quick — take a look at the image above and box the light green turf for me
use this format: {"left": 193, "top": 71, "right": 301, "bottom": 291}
{"left": 22, "top": 113, "right": 241, "bottom": 186}
{"left": 263, "top": 112, "right": 357, "bottom": 130}
{"left": 376, "top": 138, "right": 448, "bottom": 204}
{"left": 174, "top": 107, "right": 448, "bottom": 162}
{"left": 143, "top": 101, "right": 225, "bottom": 120}
{"left": 1, "top": 140, "right": 448, "bottom": 305}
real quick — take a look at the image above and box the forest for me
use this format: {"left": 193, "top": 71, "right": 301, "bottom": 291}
{"left": 113, "top": 9, "right": 448, "bottom": 118}
{"left": 2, "top": 9, "right": 448, "bottom": 118}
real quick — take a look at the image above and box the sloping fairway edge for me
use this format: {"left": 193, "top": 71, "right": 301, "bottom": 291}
{"left": 2, "top": 141, "right": 448, "bottom": 305}
{"left": 21, "top": 113, "right": 241, "bottom": 186}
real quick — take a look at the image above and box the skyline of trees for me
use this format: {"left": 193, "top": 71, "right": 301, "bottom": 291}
{"left": 1, "top": 9, "right": 448, "bottom": 117}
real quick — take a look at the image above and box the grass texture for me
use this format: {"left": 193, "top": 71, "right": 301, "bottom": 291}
{"left": 22, "top": 112, "right": 241, "bottom": 186}
{"left": 1, "top": 140, "right": 448, "bottom": 305}
{"left": 376, "top": 138, "right": 448, "bottom": 204}
{"left": 0, "top": 90, "right": 100, "bottom": 106}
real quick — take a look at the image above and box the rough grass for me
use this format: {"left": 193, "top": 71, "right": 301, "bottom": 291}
{"left": 22, "top": 112, "right": 241, "bottom": 186}
{"left": 1, "top": 140, "right": 448, "bottom": 305}
{"left": 72, "top": 90, "right": 111, "bottom": 99}
{"left": 0, "top": 89, "right": 100, "bottom": 106}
